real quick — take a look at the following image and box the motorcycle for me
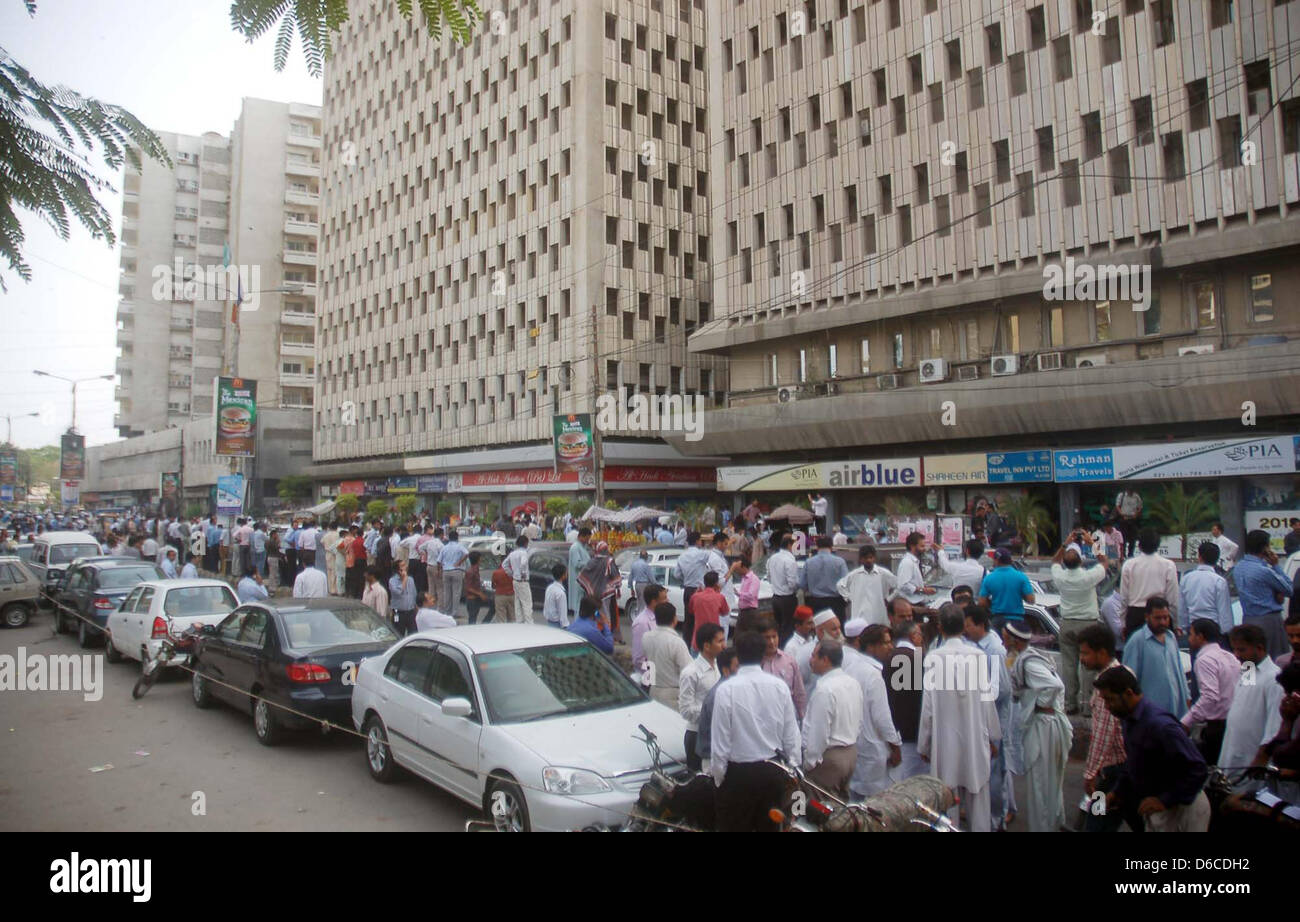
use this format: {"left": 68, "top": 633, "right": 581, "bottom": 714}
{"left": 131, "top": 624, "right": 204, "bottom": 699}
{"left": 622, "top": 724, "right": 717, "bottom": 831}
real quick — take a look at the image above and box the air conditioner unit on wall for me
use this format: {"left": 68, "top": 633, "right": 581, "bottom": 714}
{"left": 1075, "top": 353, "right": 1108, "bottom": 367}
{"left": 877, "top": 373, "right": 900, "bottom": 390}
{"left": 990, "top": 354, "right": 1019, "bottom": 376}
{"left": 1178, "top": 344, "right": 1215, "bottom": 356}
{"left": 1036, "top": 352, "right": 1063, "bottom": 371}
{"left": 919, "top": 358, "right": 948, "bottom": 383}
{"left": 776, "top": 385, "right": 802, "bottom": 403}
{"left": 956, "top": 364, "right": 980, "bottom": 381}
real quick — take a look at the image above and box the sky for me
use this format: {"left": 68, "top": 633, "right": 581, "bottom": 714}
{"left": 0, "top": 0, "right": 322, "bottom": 449}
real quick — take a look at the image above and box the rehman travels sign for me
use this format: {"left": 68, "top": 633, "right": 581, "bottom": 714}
{"left": 717, "top": 458, "right": 921, "bottom": 492}
{"left": 1053, "top": 436, "right": 1299, "bottom": 482}
{"left": 214, "top": 377, "right": 257, "bottom": 458}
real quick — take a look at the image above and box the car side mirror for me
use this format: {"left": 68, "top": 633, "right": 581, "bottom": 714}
{"left": 201, "top": 623, "right": 217, "bottom": 634}
{"left": 441, "top": 697, "right": 473, "bottom": 718}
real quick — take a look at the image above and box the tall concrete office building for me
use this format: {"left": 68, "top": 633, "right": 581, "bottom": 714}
{"left": 312, "top": 0, "right": 725, "bottom": 499}
{"left": 114, "top": 98, "right": 323, "bottom": 438}
{"left": 679, "top": 0, "right": 1300, "bottom": 534}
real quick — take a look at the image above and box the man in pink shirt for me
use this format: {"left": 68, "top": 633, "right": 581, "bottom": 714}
{"left": 631, "top": 583, "right": 667, "bottom": 674}
{"left": 1181, "top": 618, "right": 1240, "bottom": 765}
{"left": 734, "top": 556, "right": 760, "bottom": 618}
{"left": 758, "top": 615, "right": 807, "bottom": 721}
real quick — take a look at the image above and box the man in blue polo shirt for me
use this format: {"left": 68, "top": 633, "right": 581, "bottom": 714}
{"left": 979, "top": 548, "right": 1035, "bottom": 632}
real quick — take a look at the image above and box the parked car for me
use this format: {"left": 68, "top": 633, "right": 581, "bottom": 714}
{"left": 28, "top": 531, "right": 102, "bottom": 605}
{"left": 53, "top": 559, "right": 165, "bottom": 647}
{"left": 477, "top": 542, "right": 572, "bottom": 616}
{"left": 462, "top": 534, "right": 508, "bottom": 556}
{"left": 614, "top": 545, "right": 685, "bottom": 572}
{"left": 191, "top": 599, "right": 399, "bottom": 746}
{"left": 105, "top": 578, "right": 239, "bottom": 669}
{"left": 351, "top": 624, "right": 688, "bottom": 831}
{"left": 10, "top": 543, "right": 35, "bottom": 566}
{"left": 0, "top": 556, "right": 41, "bottom": 627}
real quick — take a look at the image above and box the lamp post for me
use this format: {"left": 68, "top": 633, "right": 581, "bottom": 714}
{"left": 1, "top": 411, "right": 39, "bottom": 446}
{"left": 32, "top": 371, "right": 115, "bottom": 433}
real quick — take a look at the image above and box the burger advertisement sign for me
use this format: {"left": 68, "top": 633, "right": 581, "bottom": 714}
{"left": 215, "top": 376, "right": 258, "bottom": 457}
{"left": 552, "top": 412, "right": 593, "bottom": 475}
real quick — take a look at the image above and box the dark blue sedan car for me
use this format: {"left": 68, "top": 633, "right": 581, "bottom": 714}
{"left": 191, "top": 599, "right": 399, "bottom": 745}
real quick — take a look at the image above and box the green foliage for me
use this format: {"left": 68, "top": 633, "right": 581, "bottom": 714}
{"left": 0, "top": 13, "right": 170, "bottom": 291}
{"left": 1146, "top": 484, "right": 1218, "bottom": 558}
{"left": 482, "top": 501, "right": 499, "bottom": 522}
{"left": 365, "top": 499, "right": 390, "bottom": 523}
{"left": 334, "top": 492, "right": 359, "bottom": 517}
{"left": 998, "top": 492, "right": 1056, "bottom": 556}
{"left": 570, "top": 498, "right": 591, "bottom": 518}
{"left": 395, "top": 494, "right": 418, "bottom": 521}
{"left": 883, "top": 495, "right": 921, "bottom": 517}
{"left": 276, "top": 474, "right": 313, "bottom": 500}
{"left": 185, "top": 502, "right": 205, "bottom": 518}
{"left": 229, "top": 0, "right": 482, "bottom": 76}
{"left": 435, "top": 500, "right": 456, "bottom": 520}
{"left": 545, "top": 497, "right": 570, "bottom": 518}
{"left": 603, "top": 499, "right": 621, "bottom": 510}
{"left": 676, "top": 501, "right": 715, "bottom": 531}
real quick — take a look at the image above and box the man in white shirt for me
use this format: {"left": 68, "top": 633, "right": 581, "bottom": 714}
{"left": 678, "top": 623, "right": 725, "bottom": 771}
{"left": 1220, "top": 623, "right": 1285, "bottom": 794}
{"left": 710, "top": 629, "right": 802, "bottom": 831}
{"left": 918, "top": 606, "right": 1002, "bottom": 832}
{"left": 180, "top": 554, "right": 199, "bottom": 580}
{"left": 802, "top": 638, "right": 862, "bottom": 799}
{"left": 642, "top": 602, "right": 692, "bottom": 708}
{"left": 1210, "top": 523, "right": 1239, "bottom": 571}
{"left": 767, "top": 534, "right": 802, "bottom": 644}
{"left": 1050, "top": 544, "right": 1110, "bottom": 715}
{"left": 783, "top": 606, "right": 817, "bottom": 658}
{"left": 503, "top": 536, "right": 533, "bottom": 623}
{"left": 895, "top": 532, "right": 938, "bottom": 604}
{"left": 542, "top": 564, "right": 569, "bottom": 628}
{"left": 837, "top": 544, "right": 898, "bottom": 625}
{"left": 293, "top": 556, "right": 329, "bottom": 598}
{"left": 808, "top": 492, "right": 829, "bottom": 535}
{"left": 937, "top": 538, "right": 987, "bottom": 598}
{"left": 414, "top": 592, "right": 457, "bottom": 630}
{"left": 1119, "top": 528, "right": 1180, "bottom": 640}
{"left": 843, "top": 619, "right": 903, "bottom": 797}
{"left": 831, "top": 526, "right": 848, "bottom": 547}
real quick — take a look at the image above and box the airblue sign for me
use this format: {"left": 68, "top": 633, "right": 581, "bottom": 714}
{"left": 1053, "top": 449, "right": 1116, "bottom": 482}
{"left": 987, "top": 450, "right": 1053, "bottom": 483}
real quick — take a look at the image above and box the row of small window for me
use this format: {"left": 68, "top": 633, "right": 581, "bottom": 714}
{"left": 605, "top": 290, "right": 712, "bottom": 340}
{"left": 760, "top": 273, "right": 1276, "bottom": 385}
{"left": 723, "top": 0, "right": 1171, "bottom": 83}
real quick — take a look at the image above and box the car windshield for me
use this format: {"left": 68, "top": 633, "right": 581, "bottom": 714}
{"left": 279, "top": 606, "right": 397, "bottom": 650}
{"left": 96, "top": 566, "right": 161, "bottom": 589}
{"left": 474, "top": 643, "right": 645, "bottom": 724}
{"left": 163, "top": 586, "right": 236, "bottom": 617}
{"left": 51, "top": 544, "right": 100, "bottom": 564}
{"left": 14, "top": 546, "right": 33, "bottom": 562}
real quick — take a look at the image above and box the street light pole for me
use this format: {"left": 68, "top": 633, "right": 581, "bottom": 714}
{"left": 32, "top": 371, "right": 114, "bottom": 433}
{"left": 2, "top": 412, "right": 39, "bottom": 446}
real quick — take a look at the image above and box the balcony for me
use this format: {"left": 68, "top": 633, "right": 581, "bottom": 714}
{"left": 279, "top": 371, "right": 315, "bottom": 388}
{"left": 170, "top": 317, "right": 193, "bottom": 331}
{"left": 284, "top": 219, "right": 319, "bottom": 237}
{"left": 285, "top": 189, "right": 320, "bottom": 207}
{"left": 117, "top": 325, "right": 134, "bottom": 344}
{"left": 115, "top": 356, "right": 132, "bottom": 376}
{"left": 284, "top": 159, "right": 320, "bottom": 178}
{"left": 287, "top": 131, "right": 322, "bottom": 149}
{"left": 168, "top": 349, "right": 193, "bottom": 363}
{"left": 281, "top": 308, "right": 315, "bottom": 325}
{"left": 283, "top": 248, "right": 317, "bottom": 266}
{"left": 116, "top": 301, "right": 134, "bottom": 319}
{"left": 280, "top": 337, "right": 315, "bottom": 357}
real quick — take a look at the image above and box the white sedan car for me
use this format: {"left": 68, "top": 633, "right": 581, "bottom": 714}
{"left": 351, "top": 624, "right": 688, "bottom": 831}
{"left": 104, "top": 579, "right": 238, "bottom": 668}
{"left": 462, "top": 534, "right": 508, "bottom": 556}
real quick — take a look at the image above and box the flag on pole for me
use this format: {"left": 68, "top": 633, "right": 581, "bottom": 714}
{"left": 231, "top": 276, "right": 243, "bottom": 326}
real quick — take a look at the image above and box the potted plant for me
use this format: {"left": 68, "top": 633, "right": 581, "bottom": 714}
{"left": 1146, "top": 484, "right": 1218, "bottom": 559}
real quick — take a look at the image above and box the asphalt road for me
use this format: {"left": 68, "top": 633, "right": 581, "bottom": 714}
{"left": 0, "top": 608, "right": 1087, "bottom": 832}
{"left": 0, "top": 614, "right": 479, "bottom": 831}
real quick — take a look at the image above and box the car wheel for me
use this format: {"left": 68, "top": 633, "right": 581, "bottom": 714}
{"left": 78, "top": 620, "right": 96, "bottom": 649}
{"left": 364, "top": 715, "right": 397, "bottom": 782}
{"left": 54, "top": 608, "right": 66, "bottom": 634}
{"left": 191, "top": 670, "right": 213, "bottom": 709}
{"left": 103, "top": 631, "right": 122, "bottom": 663}
{"left": 2, "top": 602, "right": 31, "bottom": 628}
{"left": 486, "top": 776, "right": 530, "bottom": 832}
{"left": 253, "top": 697, "right": 282, "bottom": 746}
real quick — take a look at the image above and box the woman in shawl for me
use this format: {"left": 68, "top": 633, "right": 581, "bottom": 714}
{"left": 578, "top": 541, "right": 623, "bottom": 641}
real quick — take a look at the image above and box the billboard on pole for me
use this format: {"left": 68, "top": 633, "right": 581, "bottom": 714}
{"left": 59, "top": 433, "right": 85, "bottom": 481}
{"left": 214, "top": 376, "right": 258, "bottom": 457}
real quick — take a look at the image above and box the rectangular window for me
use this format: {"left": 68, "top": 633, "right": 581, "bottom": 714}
{"left": 1008, "top": 315, "right": 1021, "bottom": 353}
{"left": 893, "top": 333, "right": 904, "bottom": 369}
{"left": 766, "top": 353, "right": 778, "bottom": 386}
{"left": 1191, "top": 281, "right": 1217, "bottom": 329}
{"left": 929, "top": 327, "right": 941, "bottom": 355}
{"left": 860, "top": 339, "right": 870, "bottom": 374}
{"left": 828, "top": 344, "right": 838, "bottom": 378}
{"left": 1249, "top": 273, "right": 1274, "bottom": 322}
{"left": 1050, "top": 307, "right": 1064, "bottom": 347}
{"left": 1163, "top": 131, "right": 1186, "bottom": 181}
{"left": 798, "top": 348, "right": 808, "bottom": 383}
{"left": 1142, "top": 290, "right": 1162, "bottom": 336}
{"left": 1094, "top": 301, "right": 1112, "bottom": 342}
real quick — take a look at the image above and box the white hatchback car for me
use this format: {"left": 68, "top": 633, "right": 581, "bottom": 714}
{"left": 351, "top": 624, "right": 688, "bottom": 831}
{"left": 104, "top": 579, "right": 238, "bottom": 669}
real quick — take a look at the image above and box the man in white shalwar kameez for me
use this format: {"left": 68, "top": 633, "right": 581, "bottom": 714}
{"left": 918, "top": 607, "right": 1002, "bottom": 832}
{"left": 1004, "top": 621, "right": 1074, "bottom": 832}
{"left": 842, "top": 620, "right": 902, "bottom": 797}
{"left": 1220, "top": 624, "right": 1284, "bottom": 794}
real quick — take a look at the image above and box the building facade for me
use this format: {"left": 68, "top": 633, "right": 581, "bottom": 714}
{"left": 114, "top": 98, "right": 323, "bottom": 437}
{"left": 681, "top": 0, "right": 1300, "bottom": 544}
{"left": 311, "top": 0, "right": 726, "bottom": 505}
